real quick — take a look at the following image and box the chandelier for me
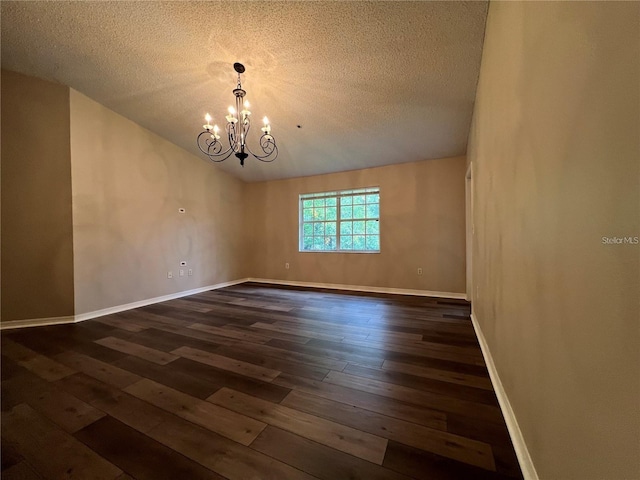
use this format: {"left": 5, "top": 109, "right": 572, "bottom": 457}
{"left": 197, "top": 62, "right": 278, "bottom": 166}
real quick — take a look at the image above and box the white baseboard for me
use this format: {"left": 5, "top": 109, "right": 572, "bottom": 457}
{"left": 73, "top": 278, "right": 249, "bottom": 322}
{"left": 0, "top": 315, "right": 76, "bottom": 331}
{"left": 0, "top": 278, "right": 249, "bottom": 331}
{"left": 1, "top": 278, "right": 464, "bottom": 331}
{"left": 246, "top": 278, "right": 467, "bottom": 300}
{"left": 470, "top": 313, "right": 539, "bottom": 480}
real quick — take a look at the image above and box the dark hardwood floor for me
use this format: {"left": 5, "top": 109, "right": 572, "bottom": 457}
{"left": 1, "top": 283, "right": 523, "bottom": 480}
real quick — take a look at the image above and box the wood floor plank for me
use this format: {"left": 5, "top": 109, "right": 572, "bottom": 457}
{"left": 125, "top": 378, "right": 266, "bottom": 445}
{"left": 268, "top": 316, "right": 372, "bottom": 338}
{"left": 383, "top": 440, "right": 515, "bottom": 480}
{"left": 273, "top": 372, "right": 447, "bottom": 430}
{"left": 74, "top": 415, "right": 223, "bottom": 480}
{"left": 343, "top": 363, "right": 498, "bottom": 405}
{"left": 1, "top": 436, "right": 24, "bottom": 471}
{"left": 54, "top": 351, "right": 141, "bottom": 389}
{"left": 56, "top": 373, "right": 174, "bottom": 434}
{"left": 163, "top": 298, "right": 214, "bottom": 313}
{"left": 112, "top": 355, "right": 218, "bottom": 399}
{"left": 189, "top": 323, "right": 269, "bottom": 343}
{"left": 115, "top": 474, "right": 135, "bottom": 480}
{"left": 168, "top": 357, "right": 291, "bottom": 402}
{"left": 2, "top": 368, "right": 44, "bottom": 412}
{"left": 339, "top": 337, "right": 485, "bottom": 365}
{"left": 123, "top": 327, "right": 222, "bottom": 354}
{"left": 176, "top": 302, "right": 277, "bottom": 325}
{"left": 252, "top": 426, "right": 412, "bottom": 480}
{"left": 95, "top": 336, "right": 179, "bottom": 365}
{"left": 420, "top": 331, "right": 480, "bottom": 348}
{"left": 214, "top": 344, "right": 330, "bottom": 381}
{"left": 491, "top": 442, "right": 525, "bottom": 478}
{"left": 324, "top": 370, "right": 503, "bottom": 422}
{"left": 179, "top": 311, "right": 255, "bottom": 327}
{"left": 146, "top": 407, "right": 316, "bottom": 480}
{"left": 225, "top": 323, "right": 312, "bottom": 344}
{"left": 382, "top": 349, "right": 489, "bottom": 377}
{"left": 2, "top": 403, "right": 122, "bottom": 480}
{"left": 128, "top": 308, "right": 193, "bottom": 327}
{"left": 336, "top": 331, "right": 483, "bottom": 357}
{"left": 96, "top": 315, "right": 149, "bottom": 333}
{"left": 171, "top": 346, "right": 281, "bottom": 382}
{"left": 65, "top": 340, "right": 133, "bottom": 364}
{"left": 58, "top": 322, "right": 123, "bottom": 341}
{"left": 1, "top": 460, "right": 43, "bottom": 480}
{"left": 366, "top": 316, "right": 475, "bottom": 334}
{"left": 232, "top": 340, "right": 349, "bottom": 371}
{"left": 2, "top": 338, "right": 75, "bottom": 381}
{"left": 142, "top": 320, "right": 243, "bottom": 347}
{"left": 229, "top": 298, "right": 295, "bottom": 312}
{"left": 251, "top": 321, "right": 356, "bottom": 343}
{"left": 208, "top": 387, "right": 388, "bottom": 464}
{"left": 281, "top": 389, "right": 496, "bottom": 470}
{"left": 274, "top": 316, "right": 423, "bottom": 343}
{"left": 2, "top": 330, "right": 67, "bottom": 357}
{"left": 1, "top": 356, "right": 29, "bottom": 382}
{"left": 2, "top": 372, "right": 105, "bottom": 433}
{"left": 382, "top": 359, "right": 493, "bottom": 390}
{"left": 266, "top": 338, "right": 385, "bottom": 368}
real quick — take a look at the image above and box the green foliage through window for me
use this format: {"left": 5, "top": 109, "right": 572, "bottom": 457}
{"left": 299, "top": 187, "right": 380, "bottom": 252}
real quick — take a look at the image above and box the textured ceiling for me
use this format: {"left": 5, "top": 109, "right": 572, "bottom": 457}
{"left": 1, "top": 1, "right": 488, "bottom": 182}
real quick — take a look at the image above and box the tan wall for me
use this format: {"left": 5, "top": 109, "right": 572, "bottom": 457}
{"left": 1, "top": 70, "right": 75, "bottom": 321}
{"left": 467, "top": 2, "right": 639, "bottom": 479}
{"left": 244, "top": 157, "right": 466, "bottom": 293}
{"left": 70, "top": 90, "right": 247, "bottom": 314}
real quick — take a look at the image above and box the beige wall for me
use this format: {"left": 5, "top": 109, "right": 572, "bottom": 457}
{"left": 245, "top": 157, "right": 466, "bottom": 294}
{"left": 1, "top": 70, "right": 75, "bottom": 321}
{"left": 467, "top": 2, "right": 639, "bottom": 479}
{"left": 70, "top": 90, "right": 247, "bottom": 314}
{"left": 2, "top": 70, "right": 464, "bottom": 321}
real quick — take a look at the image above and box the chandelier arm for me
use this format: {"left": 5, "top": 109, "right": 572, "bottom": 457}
{"left": 197, "top": 131, "right": 235, "bottom": 162}
{"left": 227, "top": 121, "right": 238, "bottom": 152}
{"left": 244, "top": 134, "right": 279, "bottom": 163}
{"left": 206, "top": 147, "right": 235, "bottom": 162}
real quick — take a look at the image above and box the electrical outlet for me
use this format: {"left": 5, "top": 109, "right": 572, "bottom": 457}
{"left": 285, "top": 262, "right": 290, "bottom": 270}
{"left": 188, "top": 269, "right": 193, "bottom": 276}
{"left": 167, "top": 271, "right": 173, "bottom": 279}
{"left": 179, "top": 269, "right": 184, "bottom": 277}
{"left": 417, "top": 267, "right": 423, "bottom": 275}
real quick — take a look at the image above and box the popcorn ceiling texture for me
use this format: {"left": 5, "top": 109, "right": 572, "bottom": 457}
{"left": 1, "top": 1, "right": 488, "bottom": 182}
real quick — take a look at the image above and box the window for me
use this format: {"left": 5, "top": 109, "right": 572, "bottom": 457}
{"left": 299, "top": 187, "right": 380, "bottom": 252}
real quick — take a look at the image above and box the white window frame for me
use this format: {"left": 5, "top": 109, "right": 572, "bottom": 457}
{"left": 299, "top": 187, "right": 380, "bottom": 253}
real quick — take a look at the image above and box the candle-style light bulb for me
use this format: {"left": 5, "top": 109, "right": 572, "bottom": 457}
{"left": 261, "top": 116, "right": 271, "bottom": 134}
{"left": 226, "top": 106, "right": 238, "bottom": 123}
{"left": 203, "top": 113, "right": 213, "bottom": 130}
{"left": 211, "top": 124, "right": 220, "bottom": 140}
{"left": 241, "top": 99, "right": 251, "bottom": 123}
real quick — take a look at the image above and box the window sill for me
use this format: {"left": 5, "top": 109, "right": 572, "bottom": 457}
{"left": 298, "top": 250, "right": 380, "bottom": 254}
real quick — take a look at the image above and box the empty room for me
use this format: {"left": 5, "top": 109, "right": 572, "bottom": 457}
{"left": 1, "top": 1, "right": 638, "bottom": 480}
